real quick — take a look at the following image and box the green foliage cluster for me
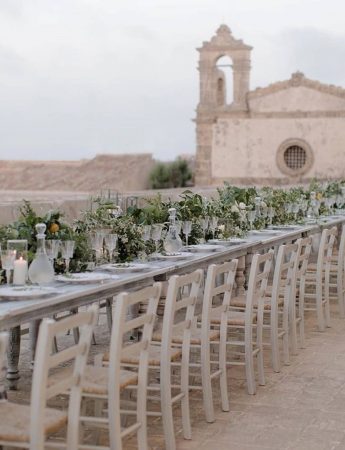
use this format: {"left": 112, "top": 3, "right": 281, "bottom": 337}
{"left": 149, "top": 159, "right": 193, "bottom": 189}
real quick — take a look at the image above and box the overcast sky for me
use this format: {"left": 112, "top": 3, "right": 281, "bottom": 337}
{"left": 0, "top": 0, "right": 345, "bottom": 161}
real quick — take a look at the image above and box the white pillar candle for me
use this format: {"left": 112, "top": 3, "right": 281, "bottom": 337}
{"left": 13, "top": 257, "right": 28, "bottom": 285}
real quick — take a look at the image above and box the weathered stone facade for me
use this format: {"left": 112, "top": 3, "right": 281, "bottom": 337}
{"left": 195, "top": 25, "right": 345, "bottom": 186}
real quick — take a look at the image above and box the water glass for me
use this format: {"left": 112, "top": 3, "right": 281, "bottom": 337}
{"left": 209, "top": 217, "right": 218, "bottom": 239}
{"left": 1, "top": 250, "right": 16, "bottom": 284}
{"left": 104, "top": 233, "right": 118, "bottom": 262}
{"left": 60, "top": 240, "right": 75, "bottom": 273}
{"left": 151, "top": 224, "right": 164, "bottom": 255}
{"left": 46, "top": 240, "right": 61, "bottom": 265}
{"left": 199, "top": 216, "right": 209, "bottom": 243}
{"left": 247, "top": 210, "right": 256, "bottom": 230}
{"left": 89, "top": 232, "right": 104, "bottom": 263}
{"left": 182, "top": 221, "right": 192, "bottom": 247}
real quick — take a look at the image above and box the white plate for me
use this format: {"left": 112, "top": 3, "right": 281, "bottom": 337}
{"left": 249, "top": 230, "right": 282, "bottom": 235}
{"left": 268, "top": 225, "right": 300, "bottom": 230}
{"left": 153, "top": 252, "right": 194, "bottom": 261}
{"left": 55, "top": 273, "right": 116, "bottom": 284}
{"left": 208, "top": 238, "right": 247, "bottom": 246}
{"left": 101, "top": 263, "right": 151, "bottom": 273}
{"left": 0, "top": 286, "right": 58, "bottom": 299}
{"left": 186, "top": 244, "right": 224, "bottom": 252}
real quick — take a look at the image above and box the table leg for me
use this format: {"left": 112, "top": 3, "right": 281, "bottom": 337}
{"left": 6, "top": 326, "right": 21, "bottom": 390}
{"left": 29, "top": 320, "right": 41, "bottom": 367}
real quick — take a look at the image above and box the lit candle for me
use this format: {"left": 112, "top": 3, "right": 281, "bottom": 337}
{"left": 13, "top": 257, "right": 28, "bottom": 285}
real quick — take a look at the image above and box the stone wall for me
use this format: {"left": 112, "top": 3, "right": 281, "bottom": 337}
{"left": 0, "top": 153, "right": 155, "bottom": 192}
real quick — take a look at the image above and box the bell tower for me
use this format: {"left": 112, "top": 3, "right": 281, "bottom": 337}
{"left": 195, "top": 25, "right": 252, "bottom": 185}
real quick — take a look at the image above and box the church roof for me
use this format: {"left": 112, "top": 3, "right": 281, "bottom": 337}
{"left": 248, "top": 72, "right": 345, "bottom": 99}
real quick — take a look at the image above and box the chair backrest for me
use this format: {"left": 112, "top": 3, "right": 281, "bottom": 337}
{"left": 108, "top": 282, "right": 162, "bottom": 448}
{"left": 0, "top": 332, "right": 8, "bottom": 401}
{"left": 160, "top": 269, "right": 204, "bottom": 377}
{"left": 245, "top": 250, "right": 274, "bottom": 330}
{"left": 202, "top": 259, "right": 239, "bottom": 341}
{"left": 30, "top": 304, "right": 99, "bottom": 450}
{"left": 271, "top": 243, "right": 299, "bottom": 314}
{"left": 336, "top": 224, "right": 345, "bottom": 278}
{"left": 316, "top": 227, "right": 337, "bottom": 279}
{"left": 296, "top": 236, "right": 312, "bottom": 282}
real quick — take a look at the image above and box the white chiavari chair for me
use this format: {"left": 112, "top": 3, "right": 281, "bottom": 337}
{"left": 329, "top": 224, "right": 345, "bottom": 318}
{"left": 0, "top": 305, "right": 99, "bottom": 450}
{"left": 304, "top": 227, "right": 337, "bottom": 331}
{"left": 74, "top": 283, "right": 162, "bottom": 450}
{"left": 96, "top": 270, "right": 203, "bottom": 450}
{"left": 290, "top": 236, "right": 312, "bottom": 353}
{"left": 213, "top": 251, "right": 274, "bottom": 395}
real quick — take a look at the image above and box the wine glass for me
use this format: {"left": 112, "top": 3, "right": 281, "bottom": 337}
{"left": 60, "top": 240, "right": 75, "bottom": 273}
{"left": 267, "top": 207, "right": 275, "bottom": 225}
{"left": 199, "top": 216, "right": 209, "bottom": 243}
{"left": 89, "top": 232, "right": 104, "bottom": 264}
{"left": 291, "top": 204, "right": 300, "bottom": 223}
{"left": 209, "top": 217, "right": 218, "bottom": 240}
{"left": 141, "top": 225, "right": 151, "bottom": 259}
{"left": 1, "top": 250, "right": 16, "bottom": 284}
{"left": 104, "top": 234, "right": 118, "bottom": 262}
{"left": 46, "top": 240, "right": 61, "bottom": 269}
{"left": 151, "top": 224, "right": 164, "bottom": 255}
{"left": 182, "top": 221, "right": 192, "bottom": 247}
{"left": 247, "top": 210, "right": 256, "bottom": 230}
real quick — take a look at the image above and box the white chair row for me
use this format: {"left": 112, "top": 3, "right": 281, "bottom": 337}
{"left": 1, "top": 224, "right": 344, "bottom": 450}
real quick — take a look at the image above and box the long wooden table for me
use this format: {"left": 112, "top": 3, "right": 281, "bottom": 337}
{"left": 1, "top": 216, "right": 344, "bottom": 388}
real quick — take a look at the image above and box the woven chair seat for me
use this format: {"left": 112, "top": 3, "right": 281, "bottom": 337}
{"left": 103, "top": 344, "right": 182, "bottom": 367}
{"left": 48, "top": 365, "right": 138, "bottom": 395}
{"left": 0, "top": 401, "right": 67, "bottom": 443}
{"left": 231, "top": 295, "right": 284, "bottom": 310}
{"left": 209, "top": 309, "right": 256, "bottom": 326}
{"left": 307, "top": 263, "right": 337, "bottom": 273}
{"left": 152, "top": 327, "right": 219, "bottom": 345}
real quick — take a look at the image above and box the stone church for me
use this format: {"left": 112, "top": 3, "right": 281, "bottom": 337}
{"left": 195, "top": 25, "right": 345, "bottom": 186}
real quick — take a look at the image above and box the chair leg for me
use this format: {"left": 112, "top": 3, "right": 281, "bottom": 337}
{"left": 219, "top": 325, "right": 230, "bottom": 412}
{"left": 270, "top": 311, "right": 281, "bottom": 373}
{"left": 316, "top": 283, "right": 325, "bottom": 332}
{"left": 324, "top": 276, "right": 331, "bottom": 328}
{"left": 161, "top": 363, "right": 177, "bottom": 450}
{"left": 201, "top": 344, "right": 215, "bottom": 422}
{"left": 180, "top": 353, "right": 192, "bottom": 439}
{"left": 244, "top": 339, "right": 256, "bottom": 395}
{"left": 282, "top": 303, "right": 290, "bottom": 366}
{"left": 337, "top": 271, "right": 345, "bottom": 318}
{"left": 298, "top": 281, "right": 306, "bottom": 348}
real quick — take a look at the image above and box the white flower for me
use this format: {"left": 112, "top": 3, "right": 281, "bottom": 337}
{"left": 231, "top": 205, "right": 239, "bottom": 213}
{"left": 239, "top": 202, "right": 246, "bottom": 210}
{"left": 218, "top": 224, "right": 225, "bottom": 232}
{"left": 261, "top": 201, "right": 267, "bottom": 209}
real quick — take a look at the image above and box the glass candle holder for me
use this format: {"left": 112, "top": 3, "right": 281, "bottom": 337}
{"left": 7, "top": 240, "right": 28, "bottom": 285}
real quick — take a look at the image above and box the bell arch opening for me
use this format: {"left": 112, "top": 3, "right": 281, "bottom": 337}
{"left": 215, "top": 55, "right": 233, "bottom": 106}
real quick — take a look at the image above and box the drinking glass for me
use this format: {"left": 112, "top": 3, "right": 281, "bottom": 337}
{"left": 46, "top": 240, "right": 61, "bottom": 267}
{"left": 247, "top": 210, "right": 256, "bottom": 230}
{"left": 175, "top": 220, "right": 182, "bottom": 235}
{"left": 89, "top": 232, "right": 104, "bottom": 264}
{"left": 60, "top": 240, "right": 75, "bottom": 273}
{"left": 104, "top": 234, "right": 118, "bottom": 262}
{"left": 291, "top": 204, "right": 300, "bottom": 222}
{"left": 267, "top": 207, "right": 275, "bottom": 225}
{"left": 151, "top": 224, "right": 164, "bottom": 255}
{"left": 199, "top": 216, "right": 209, "bottom": 243}
{"left": 182, "top": 221, "right": 192, "bottom": 247}
{"left": 209, "top": 217, "right": 218, "bottom": 239}
{"left": 1, "top": 250, "right": 16, "bottom": 284}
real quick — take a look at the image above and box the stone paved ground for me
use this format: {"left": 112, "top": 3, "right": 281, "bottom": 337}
{"left": 8, "top": 302, "right": 345, "bottom": 450}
